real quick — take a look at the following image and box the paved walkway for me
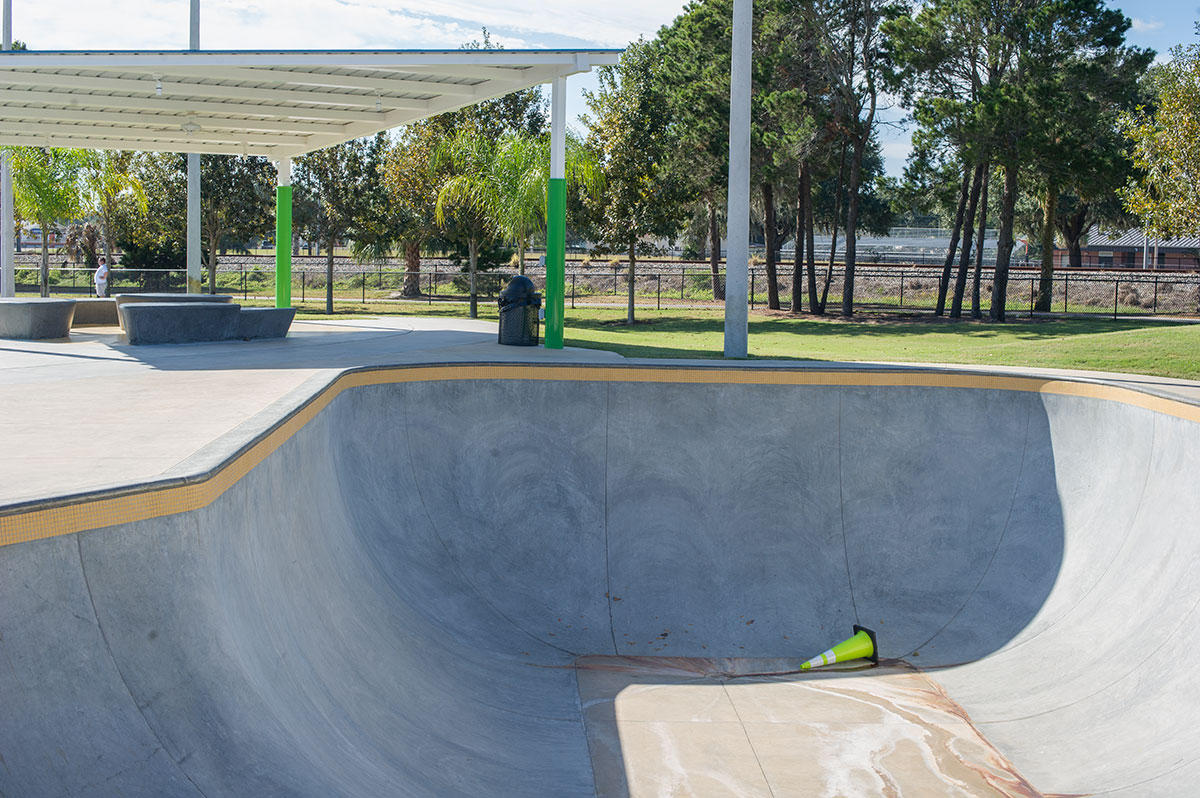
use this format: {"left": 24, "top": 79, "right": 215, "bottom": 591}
{"left": 0, "top": 317, "right": 619, "bottom": 507}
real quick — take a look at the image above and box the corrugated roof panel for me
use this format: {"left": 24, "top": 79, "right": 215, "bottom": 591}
{"left": 1088, "top": 230, "right": 1200, "bottom": 249}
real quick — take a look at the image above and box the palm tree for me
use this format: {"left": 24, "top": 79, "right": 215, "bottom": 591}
{"left": 492, "top": 132, "right": 602, "bottom": 275}
{"left": 10, "top": 147, "right": 86, "bottom": 296}
{"left": 437, "top": 128, "right": 603, "bottom": 316}
{"left": 435, "top": 130, "right": 501, "bottom": 319}
{"left": 81, "top": 150, "right": 147, "bottom": 261}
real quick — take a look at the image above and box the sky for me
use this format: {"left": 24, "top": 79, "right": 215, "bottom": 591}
{"left": 6, "top": 0, "right": 1199, "bottom": 177}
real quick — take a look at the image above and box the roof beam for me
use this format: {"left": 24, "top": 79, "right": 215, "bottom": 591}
{"left": 365, "top": 64, "right": 532, "bottom": 81}
{"left": 281, "top": 68, "right": 562, "bottom": 157}
{"left": 0, "top": 88, "right": 416, "bottom": 122}
{"left": 0, "top": 50, "right": 621, "bottom": 69}
{"left": 0, "top": 105, "right": 348, "bottom": 135}
{"left": 0, "top": 132, "right": 262, "bottom": 156}
{"left": 113, "top": 65, "right": 485, "bottom": 97}
{"left": 0, "top": 120, "right": 312, "bottom": 147}
{"left": 0, "top": 71, "right": 432, "bottom": 109}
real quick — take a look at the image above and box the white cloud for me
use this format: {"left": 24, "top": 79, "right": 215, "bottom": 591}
{"left": 1131, "top": 18, "right": 1164, "bottom": 34}
{"left": 7, "top": 0, "right": 686, "bottom": 50}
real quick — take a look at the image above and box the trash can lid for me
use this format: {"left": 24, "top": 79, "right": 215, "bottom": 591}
{"left": 500, "top": 275, "right": 537, "bottom": 298}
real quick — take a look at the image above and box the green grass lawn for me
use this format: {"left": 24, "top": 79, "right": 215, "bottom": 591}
{"left": 260, "top": 299, "right": 1200, "bottom": 380}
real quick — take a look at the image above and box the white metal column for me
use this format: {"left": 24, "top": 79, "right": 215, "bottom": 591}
{"left": 544, "top": 75, "right": 567, "bottom": 349}
{"left": 1, "top": 0, "right": 14, "bottom": 297}
{"left": 186, "top": 0, "right": 201, "bottom": 293}
{"left": 723, "top": 0, "right": 751, "bottom": 358}
{"left": 551, "top": 77, "right": 565, "bottom": 181}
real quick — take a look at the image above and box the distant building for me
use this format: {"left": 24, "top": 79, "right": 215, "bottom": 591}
{"left": 1056, "top": 230, "right": 1200, "bottom": 269}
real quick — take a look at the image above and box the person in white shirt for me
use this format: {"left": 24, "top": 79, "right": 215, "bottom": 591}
{"left": 94, "top": 257, "right": 110, "bottom": 297}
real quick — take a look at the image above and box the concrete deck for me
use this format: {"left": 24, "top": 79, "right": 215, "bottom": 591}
{"left": 1, "top": 316, "right": 1198, "bottom": 796}
{"left": 0, "top": 317, "right": 620, "bottom": 506}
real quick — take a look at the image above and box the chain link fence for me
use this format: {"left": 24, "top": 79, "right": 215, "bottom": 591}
{"left": 14, "top": 263, "right": 1200, "bottom": 318}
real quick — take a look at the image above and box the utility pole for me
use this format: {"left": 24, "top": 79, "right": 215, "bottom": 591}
{"left": 186, "top": 0, "right": 202, "bottom": 293}
{"left": 723, "top": 0, "right": 751, "bottom": 358}
{"left": 1, "top": 0, "right": 14, "bottom": 297}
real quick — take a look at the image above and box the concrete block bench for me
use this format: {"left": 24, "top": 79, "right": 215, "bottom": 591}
{"left": 70, "top": 298, "right": 119, "bottom": 326}
{"left": 234, "top": 307, "right": 296, "bottom": 340}
{"left": 114, "top": 293, "right": 234, "bottom": 331}
{"left": 0, "top": 298, "right": 76, "bottom": 340}
{"left": 122, "top": 302, "right": 241, "bottom": 345}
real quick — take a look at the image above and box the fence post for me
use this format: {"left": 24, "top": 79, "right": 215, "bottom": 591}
{"left": 613, "top": 266, "right": 618, "bottom": 295}
{"left": 1113, "top": 280, "right": 1119, "bottom": 320}
{"left": 571, "top": 272, "right": 576, "bottom": 309}
{"left": 657, "top": 273, "right": 661, "bottom": 310}
{"left": 899, "top": 271, "right": 905, "bottom": 308}
{"left": 1029, "top": 278, "right": 1034, "bottom": 318}
{"left": 362, "top": 270, "right": 365, "bottom": 303}
{"left": 750, "top": 270, "right": 756, "bottom": 309}
{"left": 1153, "top": 275, "right": 1159, "bottom": 314}
{"left": 301, "top": 270, "right": 305, "bottom": 302}
{"left": 242, "top": 266, "right": 247, "bottom": 299}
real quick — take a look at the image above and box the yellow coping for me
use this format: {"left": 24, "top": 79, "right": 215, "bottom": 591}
{"left": 2, "top": 364, "right": 1198, "bottom": 549}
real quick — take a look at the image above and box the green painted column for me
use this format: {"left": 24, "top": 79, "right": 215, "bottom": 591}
{"left": 275, "top": 158, "right": 292, "bottom": 308}
{"left": 546, "top": 75, "right": 567, "bottom": 349}
{"left": 545, "top": 177, "right": 566, "bottom": 348}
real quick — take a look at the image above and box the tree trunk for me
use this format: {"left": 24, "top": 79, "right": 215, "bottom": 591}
{"left": 518, "top": 239, "right": 526, "bottom": 276}
{"left": 951, "top": 162, "right": 985, "bottom": 318}
{"left": 402, "top": 240, "right": 421, "bottom": 297}
{"left": 971, "top": 167, "right": 989, "bottom": 319}
{"left": 938, "top": 163, "right": 971, "bottom": 316}
{"left": 1035, "top": 180, "right": 1058, "bottom": 312}
{"left": 762, "top": 183, "right": 780, "bottom": 310}
{"left": 626, "top": 239, "right": 637, "bottom": 324}
{"left": 709, "top": 200, "right": 724, "bottom": 300}
{"left": 841, "top": 138, "right": 867, "bottom": 318}
{"left": 801, "top": 164, "right": 819, "bottom": 313}
{"left": 821, "top": 142, "right": 848, "bottom": 316}
{"left": 990, "top": 163, "right": 1020, "bottom": 322}
{"left": 40, "top": 237, "right": 49, "bottom": 297}
{"left": 206, "top": 234, "right": 220, "bottom": 294}
{"left": 102, "top": 200, "right": 114, "bottom": 262}
{"left": 468, "top": 238, "right": 478, "bottom": 319}
{"left": 325, "top": 238, "right": 335, "bottom": 315}
{"left": 1058, "top": 205, "right": 1088, "bottom": 269}
{"left": 792, "top": 166, "right": 805, "bottom": 313}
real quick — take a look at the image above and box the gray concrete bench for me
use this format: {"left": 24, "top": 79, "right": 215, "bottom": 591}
{"left": 122, "top": 302, "right": 241, "bottom": 345}
{"left": 71, "top": 298, "right": 119, "bottom": 326}
{"left": 234, "top": 307, "right": 296, "bottom": 340}
{"left": 114, "top": 293, "right": 233, "bottom": 331}
{"left": 0, "top": 298, "right": 76, "bottom": 340}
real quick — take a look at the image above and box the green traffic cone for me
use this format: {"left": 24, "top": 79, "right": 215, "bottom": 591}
{"left": 799, "top": 625, "right": 879, "bottom": 670}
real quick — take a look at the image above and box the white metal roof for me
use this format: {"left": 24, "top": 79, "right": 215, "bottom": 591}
{"left": 0, "top": 49, "right": 621, "bottom": 158}
{"left": 1088, "top": 229, "right": 1200, "bottom": 251}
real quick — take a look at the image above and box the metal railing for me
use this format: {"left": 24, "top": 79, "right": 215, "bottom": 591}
{"left": 14, "top": 264, "right": 1199, "bottom": 318}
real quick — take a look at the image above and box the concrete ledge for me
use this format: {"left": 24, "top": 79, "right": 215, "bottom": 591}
{"left": 123, "top": 302, "right": 241, "bottom": 345}
{"left": 71, "top": 298, "right": 119, "bottom": 326}
{"left": 0, "top": 298, "right": 76, "bottom": 340}
{"left": 114, "top": 293, "right": 234, "bottom": 331}
{"left": 234, "top": 307, "right": 296, "bottom": 340}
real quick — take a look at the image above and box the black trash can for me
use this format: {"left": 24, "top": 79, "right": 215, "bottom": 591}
{"left": 498, "top": 275, "right": 541, "bottom": 346}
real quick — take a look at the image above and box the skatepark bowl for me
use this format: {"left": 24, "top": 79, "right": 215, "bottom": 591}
{"left": 1, "top": 363, "right": 1197, "bottom": 797}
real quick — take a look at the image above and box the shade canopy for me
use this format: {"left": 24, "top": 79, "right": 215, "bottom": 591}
{"left": 0, "top": 49, "right": 620, "bottom": 157}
